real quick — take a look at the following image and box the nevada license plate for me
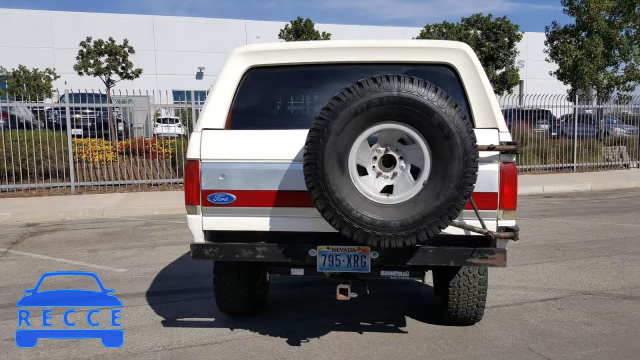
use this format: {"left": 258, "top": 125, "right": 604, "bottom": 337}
{"left": 71, "top": 129, "right": 83, "bottom": 135}
{"left": 317, "top": 246, "right": 371, "bottom": 273}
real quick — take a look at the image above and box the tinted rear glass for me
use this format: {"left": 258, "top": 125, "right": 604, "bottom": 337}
{"left": 229, "top": 64, "right": 471, "bottom": 130}
{"left": 503, "top": 109, "right": 555, "bottom": 123}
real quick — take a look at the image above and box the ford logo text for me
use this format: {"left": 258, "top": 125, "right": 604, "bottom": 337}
{"left": 207, "top": 192, "right": 237, "bottom": 205}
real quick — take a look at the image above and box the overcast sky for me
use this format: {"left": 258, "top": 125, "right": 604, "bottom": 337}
{"left": 0, "top": 0, "right": 571, "bottom": 32}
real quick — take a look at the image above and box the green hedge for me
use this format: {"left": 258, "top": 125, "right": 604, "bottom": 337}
{"left": 1, "top": 131, "right": 189, "bottom": 185}
{"left": 2, "top": 129, "right": 637, "bottom": 187}
{"left": 0, "top": 130, "right": 71, "bottom": 184}
{"left": 514, "top": 130, "right": 639, "bottom": 168}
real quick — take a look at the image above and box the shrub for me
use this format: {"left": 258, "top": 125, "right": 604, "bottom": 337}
{"left": 72, "top": 138, "right": 118, "bottom": 165}
{"left": 118, "top": 138, "right": 179, "bottom": 159}
{"left": 0, "top": 130, "right": 71, "bottom": 184}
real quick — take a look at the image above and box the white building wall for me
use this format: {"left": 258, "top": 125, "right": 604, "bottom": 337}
{"left": 516, "top": 32, "right": 567, "bottom": 94}
{"left": 0, "top": 8, "right": 567, "bottom": 98}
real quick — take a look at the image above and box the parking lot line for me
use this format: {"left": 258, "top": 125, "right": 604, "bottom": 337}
{"left": 0, "top": 248, "right": 127, "bottom": 273}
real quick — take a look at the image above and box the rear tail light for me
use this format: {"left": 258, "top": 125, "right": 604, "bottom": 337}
{"left": 499, "top": 162, "right": 518, "bottom": 212}
{"left": 1, "top": 113, "right": 8, "bottom": 119}
{"left": 185, "top": 160, "right": 201, "bottom": 214}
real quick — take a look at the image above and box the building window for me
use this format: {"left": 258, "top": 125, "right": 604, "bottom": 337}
{"left": 172, "top": 90, "right": 208, "bottom": 105}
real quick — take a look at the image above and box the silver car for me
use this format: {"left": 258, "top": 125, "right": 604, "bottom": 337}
{"left": 601, "top": 115, "right": 639, "bottom": 137}
{"left": 0, "top": 101, "right": 41, "bottom": 130}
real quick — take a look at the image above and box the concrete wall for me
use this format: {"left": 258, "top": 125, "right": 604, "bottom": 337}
{"left": 0, "top": 8, "right": 567, "bottom": 97}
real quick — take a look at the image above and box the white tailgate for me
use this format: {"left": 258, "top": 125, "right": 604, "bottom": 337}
{"left": 200, "top": 129, "right": 500, "bottom": 234}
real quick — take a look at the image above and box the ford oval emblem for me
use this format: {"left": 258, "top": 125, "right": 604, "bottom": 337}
{"left": 207, "top": 192, "right": 237, "bottom": 205}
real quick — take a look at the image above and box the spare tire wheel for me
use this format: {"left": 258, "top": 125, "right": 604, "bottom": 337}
{"left": 303, "top": 75, "right": 479, "bottom": 248}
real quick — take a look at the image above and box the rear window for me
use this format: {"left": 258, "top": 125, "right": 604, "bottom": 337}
{"left": 577, "top": 115, "right": 596, "bottom": 124}
{"left": 228, "top": 64, "right": 471, "bottom": 130}
{"left": 157, "top": 118, "right": 181, "bottom": 124}
{"left": 503, "top": 109, "right": 555, "bottom": 124}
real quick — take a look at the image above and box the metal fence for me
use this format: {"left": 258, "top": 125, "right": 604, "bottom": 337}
{"left": 2, "top": 91, "right": 640, "bottom": 194}
{"left": 1, "top": 89, "right": 200, "bottom": 194}
{"left": 499, "top": 94, "right": 640, "bottom": 173}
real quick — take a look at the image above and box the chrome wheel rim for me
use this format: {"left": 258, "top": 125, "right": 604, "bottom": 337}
{"left": 348, "top": 122, "right": 431, "bottom": 204}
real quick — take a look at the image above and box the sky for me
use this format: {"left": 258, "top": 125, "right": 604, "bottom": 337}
{"left": 0, "top": 0, "right": 572, "bottom": 32}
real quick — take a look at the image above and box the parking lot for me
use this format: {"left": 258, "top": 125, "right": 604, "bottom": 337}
{"left": 1, "top": 189, "right": 640, "bottom": 359}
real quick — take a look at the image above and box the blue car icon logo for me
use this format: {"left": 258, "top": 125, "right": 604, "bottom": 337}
{"left": 16, "top": 271, "right": 123, "bottom": 348}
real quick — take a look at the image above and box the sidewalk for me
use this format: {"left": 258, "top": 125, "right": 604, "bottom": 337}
{"left": 1, "top": 169, "right": 639, "bottom": 223}
{"left": 0, "top": 191, "right": 184, "bottom": 223}
{"left": 519, "top": 169, "right": 640, "bottom": 195}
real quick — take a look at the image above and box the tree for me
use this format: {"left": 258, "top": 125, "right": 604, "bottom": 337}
{"left": 74, "top": 36, "right": 143, "bottom": 145}
{"left": 278, "top": 17, "right": 331, "bottom": 42}
{"left": 0, "top": 65, "right": 59, "bottom": 100}
{"left": 545, "top": 0, "right": 640, "bottom": 102}
{"left": 0, "top": 66, "right": 8, "bottom": 98}
{"left": 416, "top": 13, "right": 523, "bottom": 96}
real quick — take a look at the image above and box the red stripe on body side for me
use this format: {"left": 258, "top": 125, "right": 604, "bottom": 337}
{"left": 202, "top": 190, "right": 498, "bottom": 210}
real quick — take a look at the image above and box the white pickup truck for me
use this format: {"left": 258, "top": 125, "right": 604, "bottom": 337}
{"left": 184, "top": 40, "right": 519, "bottom": 325}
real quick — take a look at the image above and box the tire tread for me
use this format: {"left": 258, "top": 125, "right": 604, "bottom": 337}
{"left": 213, "top": 262, "right": 269, "bottom": 315}
{"left": 433, "top": 266, "right": 487, "bottom": 325}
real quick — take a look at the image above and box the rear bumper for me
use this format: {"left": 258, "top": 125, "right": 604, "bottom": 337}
{"left": 190, "top": 242, "right": 507, "bottom": 268}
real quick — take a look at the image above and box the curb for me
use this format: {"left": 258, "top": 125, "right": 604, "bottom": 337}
{"left": 519, "top": 181, "right": 640, "bottom": 195}
{"left": 0, "top": 206, "right": 186, "bottom": 224}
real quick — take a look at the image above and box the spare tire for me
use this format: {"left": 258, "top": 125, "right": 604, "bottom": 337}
{"left": 304, "top": 74, "right": 478, "bottom": 248}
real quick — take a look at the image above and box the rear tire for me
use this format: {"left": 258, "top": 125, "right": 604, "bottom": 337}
{"left": 432, "top": 266, "right": 487, "bottom": 325}
{"left": 304, "top": 74, "right": 479, "bottom": 248}
{"left": 213, "top": 262, "right": 269, "bottom": 315}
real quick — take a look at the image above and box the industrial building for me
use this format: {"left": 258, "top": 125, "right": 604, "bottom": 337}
{"left": 0, "top": 7, "right": 567, "bottom": 97}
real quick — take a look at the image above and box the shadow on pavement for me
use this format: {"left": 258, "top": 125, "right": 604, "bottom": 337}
{"left": 146, "top": 252, "right": 444, "bottom": 346}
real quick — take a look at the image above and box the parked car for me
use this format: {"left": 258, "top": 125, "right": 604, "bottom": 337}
{"left": 601, "top": 115, "right": 639, "bottom": 137}
{"left": 45, "top": 93, "right": 130, "bottom": 139}
{"left": 556, "top": 113, "right": 600, "bottom": 138}
{"left": 0, "top": 100, "right": 42, "bottom": 130}
{"left": 153, "top": 116, "right": 186, "bottom": 138}
{"left": 502, "top": 108, "right": 557, "bottom": 135}
{"left": 557, "top": 113, "right": 639, "bottom": 138}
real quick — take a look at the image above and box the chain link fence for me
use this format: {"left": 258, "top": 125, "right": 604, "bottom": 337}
{"left": 2, "top": 91, "right": 639, "bottom": 195}
{"left": 1, "top": 89, "right": 200, "bottom": 195}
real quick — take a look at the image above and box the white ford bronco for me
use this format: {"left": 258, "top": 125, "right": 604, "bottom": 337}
{"left": 185, "top": 40, "right": 519, "bottom": 325}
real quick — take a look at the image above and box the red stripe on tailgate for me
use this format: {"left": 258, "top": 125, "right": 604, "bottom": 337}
{"left": 202, "top": 190, "right": 314, "bottom": 207}
{"left": 464, "top": 192, "right": 498, "bottom": 210}
{"left": 202, "top": 190, "right": 498, "bottom": 209}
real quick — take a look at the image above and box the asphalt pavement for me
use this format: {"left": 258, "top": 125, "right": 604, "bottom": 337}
{"left": 1, "top": 190, "right": 640, "bottom": 359}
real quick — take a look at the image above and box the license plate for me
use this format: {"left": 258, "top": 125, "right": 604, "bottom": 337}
{"left": 317, "top": 246, "right": 371, "bottom": 273}
{"left": 71, "top": 129, "right": 83, "bottom": 135}
{"left": 118, "top": 124, "right": 124, "bottom": 131}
